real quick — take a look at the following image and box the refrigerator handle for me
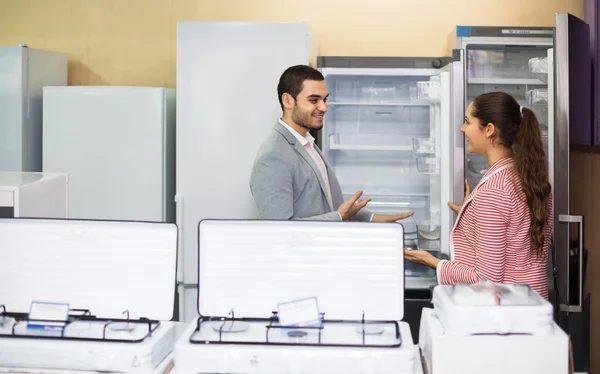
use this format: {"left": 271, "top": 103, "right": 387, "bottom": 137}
{"left": 174, "top": 193, "right": 184, "bottom": 284}
{"left": 558, "top": 214, "right": 583, "bottom": 313}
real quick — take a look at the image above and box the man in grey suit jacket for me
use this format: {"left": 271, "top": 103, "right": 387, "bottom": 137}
{"left": 250, "top": 65, "right": 413, "bottom": 222}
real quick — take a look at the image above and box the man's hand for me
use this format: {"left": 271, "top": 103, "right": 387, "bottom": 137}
{"left": 337, "top": 190, "right": 371, "bottom": 221}
{"left": 372, "top": 211, "right": 414, "bottom": 222}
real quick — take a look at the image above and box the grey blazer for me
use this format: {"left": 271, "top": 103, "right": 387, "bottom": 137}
{"left": 249, "top": 122, "right": 373, "bottom": 221}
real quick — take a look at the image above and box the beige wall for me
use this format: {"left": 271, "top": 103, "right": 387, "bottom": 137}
{"left": 1, "top": 0, "right": 597, "bottom": 371}
{"left": 0, "top": 0, "right": 585, "bottom": 87}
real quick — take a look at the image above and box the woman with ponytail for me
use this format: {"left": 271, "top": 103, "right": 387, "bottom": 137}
{"left": 405, "top": 91, "right": 553, "bottom": 298}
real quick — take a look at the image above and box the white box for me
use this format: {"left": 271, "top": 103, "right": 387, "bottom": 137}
{"left": 0, "top": 172, "right": 68, "bottom": 218}
{"left": 432, "top": 282, "right": 555, "bottom": 336}
{"left": 418, "top": 308, "right": 569, "bottom": 374}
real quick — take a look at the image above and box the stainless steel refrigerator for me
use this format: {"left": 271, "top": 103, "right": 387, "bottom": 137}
{"left": 456, "top": 13, "right": 591, "bottom": 372}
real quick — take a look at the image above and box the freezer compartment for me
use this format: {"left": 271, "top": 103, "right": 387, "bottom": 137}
{"left": 325, "top": 104, "right": 430, "bottom": 135}
{"left": 467, "top": 46, "right": 549, "bottom": 81}
{"left": 325, "top": 74, "right": 436, "bottom": 103}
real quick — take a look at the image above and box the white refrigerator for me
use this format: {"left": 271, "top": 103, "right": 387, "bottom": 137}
{"left": 318, "top": 54, "right": 465, "bottom": 284}
{"left": 42, "top": 86, "right": 175, "bottom": 222}
{"left": 317, "top": 54, "right": 466, "bottom": 343}
{"left": 0, "top": 45, "right": 67, "bottom": 172}
{"left": 176, "top": 21, "right": 310, "bottom": 322}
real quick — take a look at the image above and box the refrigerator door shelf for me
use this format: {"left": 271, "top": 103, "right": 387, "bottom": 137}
{"left": 416, "top": 157, "right": 440, "bottom": 175}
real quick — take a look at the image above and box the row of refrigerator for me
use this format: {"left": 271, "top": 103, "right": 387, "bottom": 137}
{"left": 317, "top": 14, "right": 589, "bottom": 371}
{"left": 0, "top": 14, "right": 592, "bottom": 372}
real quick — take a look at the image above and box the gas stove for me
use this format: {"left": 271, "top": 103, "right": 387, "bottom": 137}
{"left": 173, "top": 219, "right": 418, "bottom": 374}
{"left": 176, "top": 312, "right": 414, "bottom": 373}
{"left": 0, "top": 218, "right": 179, "bottom": 373}
{"left": 0, "top": 306, "right": 175, "bottom": 373}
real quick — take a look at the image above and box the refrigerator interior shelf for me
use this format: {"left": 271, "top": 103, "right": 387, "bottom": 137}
{"left": 342, "top": 191, "right": 431, "bottom": 198}
{"left": 329, "top": 135, "right": 412, "bottom": 152}
{"left": 328, "top": 100, "right": 434, "bottom": 107}
{"left": 467, "top": 78, "right": 547, "bottom": 85}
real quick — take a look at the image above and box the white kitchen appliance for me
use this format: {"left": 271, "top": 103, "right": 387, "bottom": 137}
{"left": 174, "top": 219, "right": 418, "bottom": 374}
{"left": 176, "top": 21, "right": 310, "bottom": 322}
{"left": 0, "top": 218, "right": 178, "bottom": 373}
{"left": 419, "top": 300, "right": 568, "bottom": 374}
{"left": 0, "top": 171, "right": 68, "bottom": 218}
{"left": 0, "top": 45, "right": 67, "bottom": 172}
{"left": 317, "top": 54, "right": 465, "bottom": 288}
{"left": 316, "top": 54, "right": 465, "bottom": 343}
{"left": 431, "top": 281, "right": 554, "bottom": 336}
{"left": 42, "top": 86, "right": 175, "bottom": 223}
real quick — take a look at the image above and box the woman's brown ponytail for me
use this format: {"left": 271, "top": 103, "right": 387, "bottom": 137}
{"left": 512, "top": 107, "right": 552, "bottom": 258}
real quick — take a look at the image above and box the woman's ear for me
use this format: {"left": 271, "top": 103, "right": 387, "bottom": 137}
{"left": 485, "top": 123, "right": 497, "bottom": 140}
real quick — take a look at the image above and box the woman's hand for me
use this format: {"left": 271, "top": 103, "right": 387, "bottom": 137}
{"left": 404, "top": 248, "right": 440, "bottom": 269}
{"left": 448, "top": 179, "right": 471, "bottom": 214}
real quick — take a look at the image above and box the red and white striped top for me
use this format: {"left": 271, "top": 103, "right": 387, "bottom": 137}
{"left": 437, "top": 157, "right": 552, "bottom": 299}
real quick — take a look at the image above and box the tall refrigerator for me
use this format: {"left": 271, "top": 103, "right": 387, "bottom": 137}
{"left": 456, "top": 13, "right": 591, "bottom": 372}
{"left": 176, "top": 22, "right": 310, "bottom": 322}
{"left": 0, "top": 45, "right": 67, "bottom": 172}
{"left": 42, "top": 86, "right": 176, "bottom": 223}
{"left": 317, "top": 53, "right": 466, "bottom": 342}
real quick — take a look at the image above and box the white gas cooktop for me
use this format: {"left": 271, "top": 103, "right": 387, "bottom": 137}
{"left": 174, "top": 219, "right": 418, "bottom": 374}
{"left": 0, "top": 310, "right": 175, "bottom": 373}
{"left": 175, "top": 316, "right": 415, "bottom": 374}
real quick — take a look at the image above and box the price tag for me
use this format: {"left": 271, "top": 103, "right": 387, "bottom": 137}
{"left": 277, "top": 297, "right": 321, "bottom": 327}
{"left": 27, "top": 301, "right": 69, "bottom": 331}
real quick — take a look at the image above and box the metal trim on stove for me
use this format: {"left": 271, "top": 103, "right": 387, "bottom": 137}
{"left": 0, "top": 304, "right": 161, "bottom": 343}
{"left": 189, "top": 309, "right": 402, "bottom": 348}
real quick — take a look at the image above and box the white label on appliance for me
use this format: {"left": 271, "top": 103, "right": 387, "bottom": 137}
{"left": 277, "top": 297, "right": 321, "bottom": 327}
{"left": 501, "top": 29, "right": 553, "bottom": 35}
{"left": 27, "top": 301, "right": 69, "bottom": 330}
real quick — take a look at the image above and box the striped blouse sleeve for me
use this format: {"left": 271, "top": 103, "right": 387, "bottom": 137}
{"left": 438, "top": 188, "right": 511, "bottom": 285}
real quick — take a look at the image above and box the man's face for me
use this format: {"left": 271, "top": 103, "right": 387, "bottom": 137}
{"left": 290, "top": 80, "right": 329, "bottom": 131}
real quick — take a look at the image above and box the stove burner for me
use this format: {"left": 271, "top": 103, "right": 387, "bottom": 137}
{"left": 355, "top": 325, "right": 385, "bottom": 335}
{"left": 108, "top": 322, "right": 136, "bottom": 332}
{"left": 286, "top": 330, "right": 307, "bottom": 338}
{"left": 211, "top": 321, "right": 249, "bottom": 333}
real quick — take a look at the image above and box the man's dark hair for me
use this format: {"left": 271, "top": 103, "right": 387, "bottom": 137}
{"left": 277, "top": 65, "right": 324, "bottom": 110}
